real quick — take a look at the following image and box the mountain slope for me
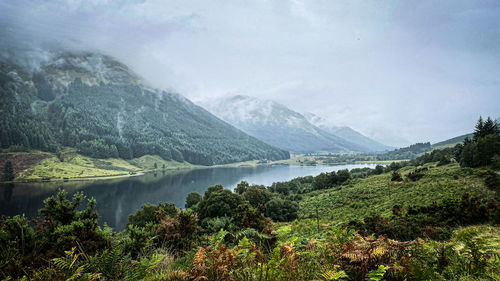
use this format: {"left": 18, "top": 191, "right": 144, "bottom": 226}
{"left": 432, "top": 133, "right": 473, "bottom": 149}
{"left": 202, "top": 95, "right": 369, "bottom": 153}
{"left": 0, "top": 53, "right": 289, "bottom": 165}
{"left": 304, "top": 113, "right": 392, "bottom": 152}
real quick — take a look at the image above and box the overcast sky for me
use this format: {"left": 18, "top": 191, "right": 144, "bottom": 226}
{"left": 1, "top": 0, "right": 499, "bottom": 146}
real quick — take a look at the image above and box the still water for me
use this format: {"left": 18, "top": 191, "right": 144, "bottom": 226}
{"left": 0, "top": 164, "right": 379, "bottom": 230}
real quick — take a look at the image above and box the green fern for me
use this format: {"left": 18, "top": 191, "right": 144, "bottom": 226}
{"left": 321, "top": 267, "right": 348, "bottom": 280}
{"left": 366, "top": 265, "right": 389, "bottom": 281}
{"left": 52, "top": 247, "right": 101, "bottom": 281}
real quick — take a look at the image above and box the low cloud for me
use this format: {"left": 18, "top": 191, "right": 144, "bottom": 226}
{"left": 1, "top": 0, "right": 499, "bottom": 146}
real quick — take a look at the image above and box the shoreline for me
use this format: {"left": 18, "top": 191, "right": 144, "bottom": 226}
{"left": 5, "top": 160, "right": 394, "bottom": 184}
{"left": 2, "top": 151, "right": 405, "bottom": 184}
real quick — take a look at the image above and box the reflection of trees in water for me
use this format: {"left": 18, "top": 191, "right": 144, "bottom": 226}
{"left": 1, "top": 183, "right": 14, "bottom": 202}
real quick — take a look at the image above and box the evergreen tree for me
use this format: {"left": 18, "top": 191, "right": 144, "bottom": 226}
{"left": 474, "top": 116, "right": 484, "bottom": 140}
{"left": 2, "top": 161, "right": 15, "bottom": 182}
{"left": 482, "top": 117, "right": 498, "bottom": 136}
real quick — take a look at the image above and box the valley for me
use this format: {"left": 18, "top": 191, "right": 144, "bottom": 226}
{"left": 1, "top": 2, "right": 499, "bottom": 279}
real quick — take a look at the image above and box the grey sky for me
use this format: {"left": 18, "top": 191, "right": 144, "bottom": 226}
{"left": 1, "top": 0, "right": 499, "bottom": 146}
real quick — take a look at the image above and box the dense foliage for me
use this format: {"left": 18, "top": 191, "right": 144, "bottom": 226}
{"left": 1, "top": 184, "right": 499, "bottom": 280}
{"left": 375, "top": 142, "right": 432, "bottom": 161}
{"left": 455, "top": 117, "right": 499, "bottom": 168}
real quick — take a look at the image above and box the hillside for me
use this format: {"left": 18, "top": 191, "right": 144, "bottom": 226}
{"left": 304, "top": 112, "right": 392, "bottom": 152}
{"left": 0, "top": 53, "right": 289, "bottom": 165}
{"left": 432, "top": 133, "right": 473, "bottom": 149}
{"left": 299, "top": 163, "right": 494, "bottom": 222}
{"left": 202, "top": 95, "right": 375, "bottom": 153}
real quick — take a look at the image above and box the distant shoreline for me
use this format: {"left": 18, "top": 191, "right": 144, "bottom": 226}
{"left": 1, "top": 151, "right": 401, "bottom": 184}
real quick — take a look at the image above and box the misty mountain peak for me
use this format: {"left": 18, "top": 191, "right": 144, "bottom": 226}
{"left": 40, "top": 52, "right": 142, "bottom": 90}
{"left": 203, "top": 95, "right": 316, "bottom": 134}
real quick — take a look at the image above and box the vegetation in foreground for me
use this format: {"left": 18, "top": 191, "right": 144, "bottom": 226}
{"left": 0, "top": 117, "right": 499, "bottom": 280}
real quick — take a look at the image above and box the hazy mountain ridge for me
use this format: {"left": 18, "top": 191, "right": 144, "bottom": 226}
{"left": 0, "top": 52, "right": 289, "bottom": 165}
{"left": 202, "top": 95, "right": 386, "bottom": 153}
{"left": 304, "top": 113, "right": 393, "bottom": 152}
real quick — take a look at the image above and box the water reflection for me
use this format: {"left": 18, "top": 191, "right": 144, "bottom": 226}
{"left": 0, "top": 164, "right": 379, "bottom": 230}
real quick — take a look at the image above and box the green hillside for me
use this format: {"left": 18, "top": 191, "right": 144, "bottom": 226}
{"left": 299, "top": 163, "right": 494, "bottom": 223}
{"left": 432, "top": 133, "right": 473, "bottom": 149}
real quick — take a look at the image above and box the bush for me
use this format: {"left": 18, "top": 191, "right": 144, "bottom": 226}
{"left": 351, "top": 192, "right": 497, "bottom": 241}
{"left": 0, "top": 190, "right": 108, "bottom": 279}
{"left": 406, "top": 167, "right": 427, "bottom": 181}
{"left": 265, "top": 198, "right": 298, "bottom": 222}
{"left": 185, "top": 192, "right": 202, "bottom": 209}
{"left": 156, "top": 210, "right": 198, "bottom": 253}
{"left": 0, "top": 215, "right": 37, "bottom": 278}
{"left": 197, "top": 185, "right": 243, "bottom": 223}
{"left": 128, "top": 202, "right": 177, "bottom": 227}
{"left": 242, "top": 185, "right": 272, "bottom": 208}
{"left": 484, "top": 170, "right": 499, "bottom": 190}
{"left": 391, "top": 171, "right": 402, "bottom": 182}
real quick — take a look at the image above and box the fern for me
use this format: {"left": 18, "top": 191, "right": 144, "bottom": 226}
{"left": 52, "top": 247, "right": 101, "bottom": 281}
{"left": 321, "top": 266, "right": 348, "bottom": 280}
{"left": 366, "top": 265, "right": 389, "bottom": 281}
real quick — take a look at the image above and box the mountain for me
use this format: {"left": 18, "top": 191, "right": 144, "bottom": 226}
{"left": 0, "top": 52, "right": 289, "bottom": 165}
{"left": 202, "top": 95, "right": 374, "bottom": 153}
{"left": 304, "top": 113, "right": 392, "bottom": 152}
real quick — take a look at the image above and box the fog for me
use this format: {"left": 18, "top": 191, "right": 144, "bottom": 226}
{"left": 1, "top": 0, "right": 499, "bottom": 146}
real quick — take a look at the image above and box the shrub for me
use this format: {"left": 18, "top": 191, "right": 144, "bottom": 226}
{"left": 391, "top": 171, "right": 402, "bottom": 182}
{"left": 265, "top": 198, "right": 298, "bottom": 222}
{"left": 156, "top": 210, "right": 199, "bottom": 253}
{"left": 128, "top": 202, "right": 177, "bottom": 227}
{"left": 406, "top": 167, "right": 427, "bottom": 181}
{"left": 242, "top": 185, "right": 272, "bottom": 208}
{"left": 197, "top": 186, "right": 243, "bottom": 223}
{"left": 185, "top": 192, "right": 202, "bottom": 209}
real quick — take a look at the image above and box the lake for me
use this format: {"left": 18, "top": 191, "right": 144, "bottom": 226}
{"left": 0, "top": 163, "right": 379, "bottom": 230}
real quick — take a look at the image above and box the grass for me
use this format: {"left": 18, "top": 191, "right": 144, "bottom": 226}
{"left": 299, "top": 163, "right": 495, "bottom": 224}
{"left": 17, "top": 156, "right": 127, "bottom": 181}
{"left": 456, "top": 225, "right": 500, "bottom": 251}
{"left": 14, "top": 149, "right": 199, "bottom": 182}
{"left": 128, "top": 155, "right": 196, "bottom": 171}
{"left": 354, "top": 160, "right": 406, "bottom": 164}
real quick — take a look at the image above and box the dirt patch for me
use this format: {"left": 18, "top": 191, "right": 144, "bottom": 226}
{"left": 0, "top": 153, "right": 53, "bottom": 178}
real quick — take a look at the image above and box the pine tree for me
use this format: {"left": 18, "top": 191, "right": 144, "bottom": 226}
{"left": 482, "top": 117, "right": 498, "bottom": 136}
{"left": 473, "top": 116, "right": 484, "bottom": 140}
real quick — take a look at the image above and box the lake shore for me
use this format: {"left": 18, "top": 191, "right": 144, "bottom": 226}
{"left": 2, "top": 151, "right": 398, "bottom": 183}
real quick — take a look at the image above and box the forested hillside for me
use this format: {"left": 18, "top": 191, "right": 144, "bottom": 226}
{"left": 0, "top": 53, "right": 289, "bottom": 165}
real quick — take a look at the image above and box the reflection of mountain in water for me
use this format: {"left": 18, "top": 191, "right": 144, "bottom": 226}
{"left": 0, "top": 164, "right": 379, "bottom": 231}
